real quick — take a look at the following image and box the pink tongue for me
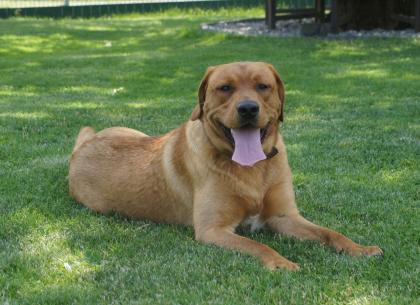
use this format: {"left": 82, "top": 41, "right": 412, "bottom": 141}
{"left": 231, "top": 128, "right": 266, "bottom": 167}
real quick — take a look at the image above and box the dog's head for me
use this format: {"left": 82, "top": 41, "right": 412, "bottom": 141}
{"left": 191, "top": 62, "right": 285, "bottom": 166}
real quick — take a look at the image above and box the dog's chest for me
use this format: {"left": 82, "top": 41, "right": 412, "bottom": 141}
{"left": 240, "top": 215, "right": 265, "bottom": 232}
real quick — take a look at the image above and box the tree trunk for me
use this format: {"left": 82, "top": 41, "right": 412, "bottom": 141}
{"left": 332, "top": 0, "right": 416, "bottom": 31}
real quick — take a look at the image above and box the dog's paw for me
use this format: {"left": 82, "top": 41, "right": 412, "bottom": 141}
{"left": 331, "top": 235, "right": 383, "bottom": 257}
{"left": 263, "top": 256, "right": 300, "bottom": 271}
{"left": 349, "top": 245, "right": 383, "bottom": 257}
{"left": 338, "top": 243, "right": 383, "bottom": 257}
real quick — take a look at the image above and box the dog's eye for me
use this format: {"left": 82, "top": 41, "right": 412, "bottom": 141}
{"left": 218, "top": 85, "right": 233, "bottom": 92}
{"left": 257, "top": 83, "right": 270, "bottom": 91}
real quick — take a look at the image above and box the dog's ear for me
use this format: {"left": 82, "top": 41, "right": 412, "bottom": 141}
{"left": 191, "top": 66, "right": 214, "bottom": 121}
{"left": 267, "top": 64, "right": 285, "bottom": 123}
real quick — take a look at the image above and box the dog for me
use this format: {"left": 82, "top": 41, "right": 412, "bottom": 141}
{"left": 69, "top": 61, "right": 382, "bottom": 270}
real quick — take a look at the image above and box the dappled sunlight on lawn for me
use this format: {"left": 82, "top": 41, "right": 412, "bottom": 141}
{"left": 0, "top": 111, "right": 51, "bottom": 119}
{"left": 0, "top": 19, "right": 173, "bottom": 56}
{"left": 13, "top": 222, "right": 100, "bottom": 300}
{"left": 377, "top": 168, "right": 411, "bottom": 185}
{"left": 400, "top": 72, "right": 420, "bottom": 81}
{"left": 347, "top": 295, "right": 383, "bottom": 305}
{"left": 284, "top": 111, "right": 319, "bottom": 125}
{"left": 0, "top": 85, "right": 38, "bottom": 98}
{"left": 312, "top": 40, "right": 418, "bottom": 60}
{"left": 315, "top": 43, "right": 369, "bottom": 58}
{"left": 0, "top": 33, "right": 100, "bottom": 55}
{"left": 324, "top": 68, "right": 389, "bottom": 79}
{"left": 193, "top": 32, "right": 228, "bottom": 47}
{"left": 125, "top": 102, "right": 147, "bottom": 109}
{"left": 19, "top": 229, "right": 99, "bottom": 279}
{"left": 60, "top": 86, "right": 111, "bottom": 97}
{"left": 50, "top": 101, "right": 107, "bottom": 109}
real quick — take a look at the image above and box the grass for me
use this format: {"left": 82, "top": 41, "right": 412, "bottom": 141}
{"left": 0, "top": 8, "right": 419, "bottom": 305}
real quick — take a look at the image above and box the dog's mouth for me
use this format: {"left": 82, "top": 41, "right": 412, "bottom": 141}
{"left": 220, "top": 122, "right": 269, "bottom": 147}
{"left": 219, "top": 122, "right": 270, "bottom": 167}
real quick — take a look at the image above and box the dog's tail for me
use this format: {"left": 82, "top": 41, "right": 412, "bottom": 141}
{"left": 72, "top": 127, "right": 95, "bottom": 154}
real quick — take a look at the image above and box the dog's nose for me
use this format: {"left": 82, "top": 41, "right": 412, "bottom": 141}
{"left": 237, "top": 101, "right": 259, "bottom": 120}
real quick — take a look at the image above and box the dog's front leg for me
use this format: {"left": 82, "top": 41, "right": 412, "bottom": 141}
{"left": 193, "top": 192, "right": 299, "bottom": 271}
{"left": 267, "top": 214, "right": 383, "bottom": 256}
{"left": 195, "top": 226, "right": 299, "bottom": 270}
{"left": 263, "top": 184, "right": 383, "bottom": 256}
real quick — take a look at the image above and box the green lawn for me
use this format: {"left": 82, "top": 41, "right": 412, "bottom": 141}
{"left": 0, "top": 8, "right": 419, "bottom": 305}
